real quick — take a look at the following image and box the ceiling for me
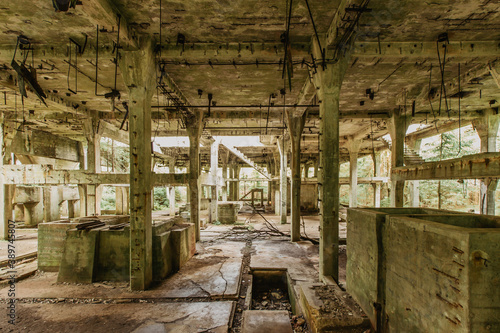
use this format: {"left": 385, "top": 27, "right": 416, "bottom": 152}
{"left": 0, "top": 0, "right": 499, "bottom": 169}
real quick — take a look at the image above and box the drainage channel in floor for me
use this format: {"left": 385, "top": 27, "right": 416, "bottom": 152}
{"left": 250, "top": 269, "right": 291, "bottom": 311}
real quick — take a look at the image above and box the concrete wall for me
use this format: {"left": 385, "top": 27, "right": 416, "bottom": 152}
{"left": 346, "top": 208, "right": 500, "bottom": 332}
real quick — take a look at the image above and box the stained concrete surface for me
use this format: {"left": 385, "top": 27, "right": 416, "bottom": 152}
{"left": 0, "top": 230, "right": 38, "bottom": 261}
{"left": 0, "top": 301, "right": 234, "bottom": 333}
{"left": 241, "top": 310, "right": 293, "bottom": 333}
{"left": 0, "top": 213, "right": 354, "bottom": 332}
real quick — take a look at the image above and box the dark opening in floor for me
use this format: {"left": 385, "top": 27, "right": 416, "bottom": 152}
{"left": 251, "top": 270, "right": 291, "bottom": 311}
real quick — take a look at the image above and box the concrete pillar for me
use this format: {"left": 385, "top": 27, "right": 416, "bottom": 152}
{"left": 288, "top": 112, "right": 306, "bottom": 241}
{"left": 185, "top": 111, "right": 203, "bottom": 240}
{"left": 123, "top": 187, "right": 129, "bottom": 214}
{"left": 371, "top": 152, "right": 381, "bottom": 207}
{"left": 312, "top": 35, "right": 350, "bottom": 282}
{"left": 473, "top": 108, "right": 500, "bottom": 215}
{"left": 388, "top": 111, "right": 411, "bottom": 207}
{"left": 0, "top": 117, "right": 16, "bottom": 240}
{"left": 347, "top": 137, "right": 361, "bottom": 208}
{"left": 408, "top": 139, "right": 422, "bottom": 208}
{"left": 222, "top": 162, "right": 228, "bottom": 202}
{"left": 77, "top": 142, "right": 87, "bottom": 217}
{"left": 66, "top": 200, "right": 75, "bottom": 218}
{"left": 115, "top": 187, "right": 124, "bottom": 215}
{"left": 277, "top": 137, "right": 288, "bottom": 224}
{"left": 229, "top": 164, "right": 240, "bottom": 201}
{"left": 82, "top": 115, "right": 101, "bottom": 216}
{"left": 14, "top": 204, "right": 24, "bottom": 222}
{"left": 43, "top": 186, "right": 60, "bottom": 222}
{"left": 119, "top": 37, "right": 156, "bottom": 290}
{"left": 168, "top": 159, "right": 176, "bottom": 216}
{"left": 209, "top": 138, "right": 219, "bottom": 223}
{"left": 78, "top": 184, "right": 87, "bottom": 217}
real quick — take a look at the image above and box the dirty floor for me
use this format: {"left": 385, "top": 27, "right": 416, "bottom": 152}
{"left": 0, "top": 212, "right": 358, "bottom": 332}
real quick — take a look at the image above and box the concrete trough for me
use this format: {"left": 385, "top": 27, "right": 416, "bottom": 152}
{"left": 347, "top": 208, "right": 500, "bottom": 332}
{"left": 39, "top": 216, "right": 196, "bottom": 284}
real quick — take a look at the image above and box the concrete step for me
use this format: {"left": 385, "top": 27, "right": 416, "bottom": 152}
{"left": 241, "top": 310, "right": 293, "bottom": 333}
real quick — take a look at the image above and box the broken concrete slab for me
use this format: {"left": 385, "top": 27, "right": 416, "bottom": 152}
{"left": 241, "top": 310, "right": 293, "bottom": 333}
{"left": 156, "top": 241, "right": 244, "bottom": 299}
{"left": 299, "top": 283, "right": 369, "bottom": 333}
{"left": 0, "top": 301, "right": 235, "bottom": 333}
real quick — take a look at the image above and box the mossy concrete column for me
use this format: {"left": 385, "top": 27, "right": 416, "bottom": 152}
{"left": 472, "top": 108, "right": 499, "bottom": 215}
{"left": 371, "top": 151, "right": 381, "bottom": 207}
{"left": 209, "top": 138, "right": 219, "bottom": 223}
{"left": 185, "top": 110, "right": 203, "bottom": 241}
{"left": 168, "top": 159, "right": 176, "bottom": 216}
{"left": 288, "top": 112, "right": 306, "bottom": 241}
{"left": 119, "top": 37, "right": 156, "bottom": 291}
{"left": 277, "top": 137, "right": 288, "bottom": 224}
{"left": 388, "top": 110, "right": 411, "bottom": 207}
{"left": 0, "top": 116, "right": 15, "bottom": 240}
{"left": 408, "top": 139, "right": 422, "bottom": 207}
{"left": 77, "top": 142, "right": 88, "bottom": 217}
{"left": 83, "top": 113, "right": 101, "bottom": 216}
{"left": 312, "top": 37, "right": 350, "bottom": 282}
{"left": 347, "top": 137, "right": 361, "bottom": 208}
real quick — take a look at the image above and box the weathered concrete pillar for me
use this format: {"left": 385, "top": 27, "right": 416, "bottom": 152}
{"left": 408, "top": 139, "right": 422, "bottom": 208}
{"left": 371, "top": 152, "right": 381, "bottom": 207}
{"left": 168, "top": 159, "right": 176, "bottom": 216}
{"left": 77, "top": 142, "right": 87, "bottom": 217}
{"left": 311, "top": 34, "right": 350, "bottom": 282}
{"left": 115, "top": 187, "right": 124, "bottom": 215}
{"left": 119, "top": 37, "right": 156, "bottom": 290}
{"left": 388, "top": 110, "right": 411, "bottom": 207}
{"left": 277, "top": 137, "right": 288, "bottom": 224}
{"left": 43, "top": 186, "right": 60, "bottom": 222}
{"left": 185, "top": 111, "right": 203, "bottom": 240}
{"left": 230, "top": 164, "right": 240, "bottom": 201}
{"left": 0, "top": 117, "right": 16, "bottom": 239}
{"left": 222, "top": 162, "right": 228, "bottom": 202}
{"left": 67, "top": 200, "right": 76, "bottom": 218}
{"left": 473, "top": 108, "right": 500, "bottom": 215}
{"left": 347, "top": 137, "right": 361, "bottom": 208}
{"left": 288, "top": 112, "right": 306, "bottom": 241}
{"left": 84, "top": 114, "right": 101, "bottom": 216}
{"left": 209, "top": 138, "right": 219, "bottom": 223}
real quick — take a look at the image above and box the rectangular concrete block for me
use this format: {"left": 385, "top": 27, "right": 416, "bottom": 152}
{"left": 347, "top": 208, "right": 500, "bottom": 332}
{"left": 218, "top": 203, "right": 238, "bottom": 224}
{"left": 94, "top": 227, "right": 130, "bottom": 282}
{"left": 57, "top": 228, "right": 100, "bottom": 284}
{"left": 153, "top": 230, "right": 173, "bottom": 281}
{"left": 38, "top": 221, "right": 79, "bottom": 271}
{"left": 170, "top": 223, "right": 196, "bottom": 271}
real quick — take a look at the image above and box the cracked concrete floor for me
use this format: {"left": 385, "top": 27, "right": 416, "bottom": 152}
{"left": 0, "top": 213, "right": 336, "bottom": 332}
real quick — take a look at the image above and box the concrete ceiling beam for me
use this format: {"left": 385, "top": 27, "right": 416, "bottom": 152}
{"left": 352, "top": 41, "right": 500, "bottom": 59}
{"left": 392, "top": 152, "right": 500, "bottom": 181}
{"left": 158, "top": 42, "right": 311, "bottom": 61}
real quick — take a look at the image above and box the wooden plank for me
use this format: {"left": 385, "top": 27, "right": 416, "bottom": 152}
{"left": 392, "top": 153, "right": 500, "bottom": 181}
